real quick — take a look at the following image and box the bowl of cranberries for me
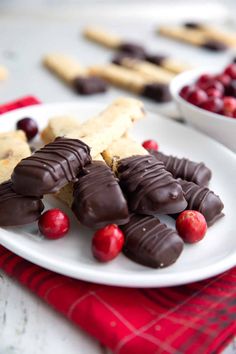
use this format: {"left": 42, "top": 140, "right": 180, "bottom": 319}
{"left": 170, "top": 63, "right": 236, "bottom": 152}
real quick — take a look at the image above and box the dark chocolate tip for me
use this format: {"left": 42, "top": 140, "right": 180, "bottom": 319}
{"left": 112, "top": 51, "right": 144, "bottom": 65}
{"left": 225, "top": 80, "right": 236, "bottom": 97}
{"left": 121, "top": 214, "right": 184, "bottom": 268}
{"left": 142, "top": 83, "right": 171, "bottom": 103}
{"left": 119, "top": 42, "right": 146, "bottom": 58}
{"left": 73, "top": 76, "right": 108, "bottom": 95}
{"left": 201, "top": 40, "right": 228, "bottom": 51}
{"left": 233, "top": 57, "right": 236, "bottom": 63}
{"left": 145, "top": 53, "right": 167, "bottom": 66}
{"left": 184, "top": 22, "right": 202, "bottom": 29}
{"left": 72, "top": 161, "right": 129, "bottom": 229}
{"left": 0, "top": 180, "right": 44, "bottom": 226}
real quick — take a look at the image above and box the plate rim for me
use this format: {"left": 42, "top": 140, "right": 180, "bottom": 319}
{"left": 0, "top": 101, "right": 235, "bottom": 288}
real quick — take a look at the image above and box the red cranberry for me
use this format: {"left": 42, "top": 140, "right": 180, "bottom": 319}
{"left": 214, "top": 73, "right": 231, "bottom": 87}
{"left": 16, "top": 117, "right": 38, "bottom": 141}
{"left": 176, "top": 210, "right": 207, "bottom": 243}
{"left": 196, "top": 74, "right": 212, "bottom": 88}
{"left": 203, "top": 81, "right": 224, "bottom": 95}
{"left": 223, "top": 97, "right": 236, "bottom": 114}
{"left": 38, "top": 209, "right": 70, "bottom": 239}
{"left": 179, "top": 85, "right": 195, "bottom": 99}
{"left": 187, "top": 88, "right": 208, "bottom": 106}
{"left": 205, "top": 87, "right": 222, "bottom": 98}
{"left": 92, "top": 224, "right": 124, "bottom": 262}
{"left": 200, "top": 97, "right": 223, "bottom": 113}
{"left": 142, "top": 139, "right": 159, "bottom": 151}
{"left": 224, "top": 64, "right": 236, "bottom": 79}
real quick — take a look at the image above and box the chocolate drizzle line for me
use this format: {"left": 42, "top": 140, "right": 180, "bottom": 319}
{"left": 72, "top": 161, "right": 129, "bottom": 229}
{"left": 149, "top": 150, "right": 212, "bottom": 186}
{"left": 176, "top": 179, "right": 224, "bottom": 226}
{"left": 121, "top": 214, "right": 184, "bottom": 268}
{"left": 11, "top": 137, "right": 91, "bottom": 197}
{"left": 118, "top": 155, "right": 187, "bottom": 215}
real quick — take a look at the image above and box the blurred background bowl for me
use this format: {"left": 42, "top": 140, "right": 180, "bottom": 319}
{"left": 170, "top": 67, "right": 236, "bottom": 152}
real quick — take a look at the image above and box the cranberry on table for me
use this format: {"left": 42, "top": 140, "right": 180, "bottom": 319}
{"left": 142, "top": 139, "right": 159, "bottom": 151}
{"left": 176, "top": 210, "right": 207, "bottom": 244}
{"left": 187, "top": 88, "right": 208, "bottom": 106}
{"left": 16, "top": 117, "right": 38, "bottom": 141}
{"left": 38, "top": 209, "right": 70, "bottom": 239}
{"left": 92, "top": 224, "right": 125, "bottom": 262}
{"left": 200, "top": 97, "right": 223, "bottom": 113}
{"left": 224, "top": 63, "right": 236, "bottom": 80}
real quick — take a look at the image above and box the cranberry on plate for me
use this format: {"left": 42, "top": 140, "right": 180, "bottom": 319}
{"left": 16, "top": 117, "right": 38, "bottom": 141}
{"left": 142, "top": 139, "right": 159, "bottom": 151}
{"left": 176, "top": 210, "right": 207, "bottom": 244}
{"left": 92, "top": 224, "right": 125, "bottom": 262}
{"left": 38, "top": 209, "right": 70, "bottom": 239}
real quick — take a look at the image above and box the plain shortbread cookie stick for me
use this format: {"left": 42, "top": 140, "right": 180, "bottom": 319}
{"left": 0, "top": 131, "right": 31, "bottom": 184}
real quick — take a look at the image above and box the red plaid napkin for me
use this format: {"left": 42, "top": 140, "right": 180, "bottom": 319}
{"left": 0, "top": 97, "right": 235, "bottom": 354}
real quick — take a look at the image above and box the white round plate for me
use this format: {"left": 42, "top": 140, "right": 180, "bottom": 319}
{"left": 0, "top": 102, "right": 235, "bottom": 288}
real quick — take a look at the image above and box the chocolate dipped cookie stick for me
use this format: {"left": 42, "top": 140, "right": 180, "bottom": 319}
{"left": 84, "top": 26, "right": 146, "bottom": 58}
{"left": 158, "top": 26, "right": 227, "bottom": 51}
{"left": 113, "top": 57, "right": 175, "bottom": 84}
{"left": 173, "top": 179, "right": 224, "bottom": 226}
{"left": 89, "top": 64, "right": 171, "bottom": 102}
{"left": 184, "top": 23, "right": 236, "bottom": 48}
{"left": 43, "top": 53, "right": 107, "bottom": 94}
{"left": 72, "top": 160, "right": 129, "bottom": 229}
{"left": 12, "top": 137, "right": 92, "bottom": 197}
{"left": 149, "top": 150, "right": 212, "bottom": 186}
{"left": 145, "top": 54, "right": 193, "bottom": 74}
{"left": 103, "top": 137, "right": 187, "bottom": 215}
{"left": 0, "top": 181, "right": 44, "bottom": 226}
{"left": 121, "top": 214, "right": 184, "bottom": 268}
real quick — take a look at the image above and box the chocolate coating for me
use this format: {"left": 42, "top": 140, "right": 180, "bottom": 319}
{"left": 225, "top": 80, "right": 236, "bottom": 97}
{"left": 184, "top": 22, "right": 201, "bottom": 29}
{"left": 142, "top": 83, "right": 171, "bottom": 103}
{"left": 201, "top": 40, "right": 228, "bottom": 51}
{"left": 173, "top": 179, "right": 224, "bottom": 226}
{"left": 73, "top": 76, "right": 108, "bottom": 95}
{"left": 145, "top": 53, "right": 168, "bottom": 66}
{"left": 149, "top": 150, "right": 212, "bottom": 186}
{"left": 72, "top": 161, "right": 129, "bottom": 229}
{"left": 0, "top": 181, "right": 44, "bottom": 226}
{"left": 119, "top": 42, "right": 146, "bottom": 58}
{"left": 112, "top": 51, "right": 144, "bottom": 65}
{"left": 118, "top": 155, "right": 187, "bottom": 215}
{"left": 12, "top": 137, "right": 91, "bottom": 197}
{"left": 121, "top": 214, "right": 184, "bottom": 268}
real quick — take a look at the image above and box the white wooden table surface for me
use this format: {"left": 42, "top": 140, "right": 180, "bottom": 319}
{"left": 0, "top": 2, "right": 235, "bottom": 353}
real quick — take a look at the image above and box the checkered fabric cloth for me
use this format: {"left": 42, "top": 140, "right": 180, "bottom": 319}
{"left": 0, "top": 97, "right": 235, "bottom": 354}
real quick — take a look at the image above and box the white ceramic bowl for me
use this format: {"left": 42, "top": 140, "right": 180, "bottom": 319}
{"left": 170, "top": 67, "right": 236, "bottom": 152}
